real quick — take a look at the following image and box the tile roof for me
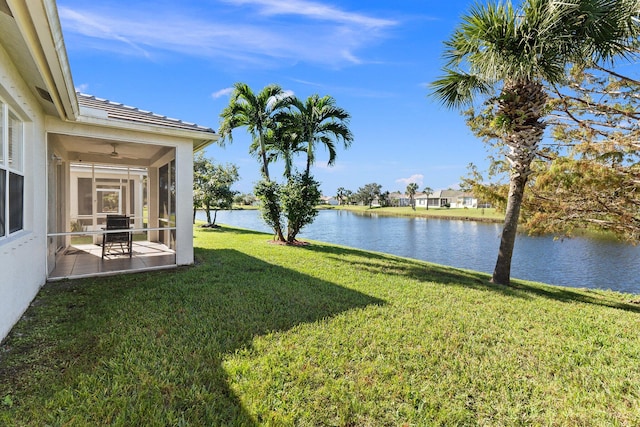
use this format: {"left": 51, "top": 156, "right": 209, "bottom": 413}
{"left": 77, "top": 93, "right": 216, "bottom": 135}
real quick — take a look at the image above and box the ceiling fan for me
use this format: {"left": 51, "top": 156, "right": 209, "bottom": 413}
{"left": 87, "top": 143, "right": 138, "bottom": 160}
{"left": 109, "top": 143, "right": 121, "bottom": 158}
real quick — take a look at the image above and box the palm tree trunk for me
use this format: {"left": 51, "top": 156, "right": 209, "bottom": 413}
{"left": 305, "top": 137, "right": 314, "bottom": 177}
{"left": 491, "top": 79, "right": 546, "bottom": 285}
{"left": 257, "top": 132, "right": 286, "bottom": 241}
{"left": 491, "top": 173, "right": 527, "bottom": 285}
{"left": 258, "top": 133, "right": 270, "bottom": 181}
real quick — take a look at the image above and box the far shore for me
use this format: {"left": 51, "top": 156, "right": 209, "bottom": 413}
{"left": 227, "top": 204, "right": 505, "bottom": 223}
{"left": 329, "top": 204, "right": 505, "bottom": 223}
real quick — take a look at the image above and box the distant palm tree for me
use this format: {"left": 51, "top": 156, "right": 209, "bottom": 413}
{"left": 343, "top": 189, "right": 353, "bottom": 205}
{"left": 406, "top": 183, "right": 419, "bottom": 210}
{"left": 431, "top": 0, "right": 639, "bottom": 285}
{"left": 282, "top": 94, "right": 354, "bottom": 177}
{"left": 422, "top": 186, "right": 433, "bottom": 210}
{"left": 219, "top": 83, "right": 294, "bottom": 181}
{"left": 336, "top": 187, "right": 347, "bottom": 205}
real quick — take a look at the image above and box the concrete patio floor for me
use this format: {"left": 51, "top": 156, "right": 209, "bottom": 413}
{"left": 48, "top": 241, "right": 176, "bottom": 280}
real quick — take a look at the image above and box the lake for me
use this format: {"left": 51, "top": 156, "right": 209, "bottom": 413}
{"left": 197, "top": 209, "right": 640, "bottom": 294}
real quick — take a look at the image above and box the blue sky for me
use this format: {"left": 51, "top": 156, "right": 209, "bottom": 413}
{"left": 57, "top": 0, "right": 489, "bottom": 196}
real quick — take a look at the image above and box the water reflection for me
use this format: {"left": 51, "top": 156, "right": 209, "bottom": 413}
{"left": 197, "top": 210, "right": 640, "bottom": 293}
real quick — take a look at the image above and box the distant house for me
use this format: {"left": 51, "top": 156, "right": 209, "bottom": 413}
{"left": 452, "top": 192, "right": 478, "bottom": 209}
{"left": 389, "top": 192, "right": 411, "bottom": 207}
{"left": 415, "top": 190, "right": 479, "bottom": 209}
{"left": 0, "top": 1, "right": 217, "bottom": 342}
{"left": 320, "top": 196, "right": 339, "bottom": 206}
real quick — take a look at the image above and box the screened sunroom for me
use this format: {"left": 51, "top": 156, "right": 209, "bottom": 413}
{"left": 45, "top": 94, "right": 217, "bottom": 280}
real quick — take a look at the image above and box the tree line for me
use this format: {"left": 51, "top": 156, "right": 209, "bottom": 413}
{"left": 335, "top": 183, "right": 435, "bottom": 210}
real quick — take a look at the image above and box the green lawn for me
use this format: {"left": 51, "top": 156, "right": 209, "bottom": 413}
{"left": 1, "top": 226, "right": 640, "bottom": 426}
{"left": 335, "top": 204, "right": 505, "bottom": 222}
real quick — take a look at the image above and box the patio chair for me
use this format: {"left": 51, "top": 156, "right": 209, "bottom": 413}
{"left": 101, "top": 215, "right": 132, "bottom": 258}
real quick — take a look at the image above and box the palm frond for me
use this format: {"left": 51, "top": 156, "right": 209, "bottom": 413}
{"left": 430, "top": 69, "right": 493, "bottom": 108}
{"left": 317, "top": 136, "right": 338, "bottom": 166}
{"left": 545, "top": 0, "right": 640, "bottom": 64}
{"left": 432, "top": 0, "right": 639, "bottom": 109}
{"left": 316, "top": 122, "right": 354, "bottom": 147}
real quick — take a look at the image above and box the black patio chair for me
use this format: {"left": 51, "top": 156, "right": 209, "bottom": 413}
{"left": 101, "top": 215, "right": 132, "bottom": 259}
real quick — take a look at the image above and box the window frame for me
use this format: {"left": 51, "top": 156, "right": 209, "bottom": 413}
{"left": 0, "top": 99, "right": 25, "bottom": 240}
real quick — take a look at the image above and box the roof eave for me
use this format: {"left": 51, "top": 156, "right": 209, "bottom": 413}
{"left": 75, "top": 114, "right": 220, "bottom": 151}
{"left": 193, "top": 138, "right": 217, "bottom": 152}
{"left": 8, "top": 0, "right": 78, "bottom": 120}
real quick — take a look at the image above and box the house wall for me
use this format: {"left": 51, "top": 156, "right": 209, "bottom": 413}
{"left": 0, "top": 42, "right": 48, "bottom": 342}
{"left": 175, "top": 141, "right": 194, "bottom": 265}
{"left": 416, "top": 198, "right": 441, "bottom": 208}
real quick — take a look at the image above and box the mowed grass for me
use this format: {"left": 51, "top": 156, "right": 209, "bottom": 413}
{"left": 1, "top": 226, "right": 640, "bottom": 426}
{"left": 335, "top": 204, "right": 505, "bottom": 222}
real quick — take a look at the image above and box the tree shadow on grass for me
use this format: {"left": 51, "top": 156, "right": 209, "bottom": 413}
{"left": 0, "top": 248, "right": 383, "bottom": 426}
{"left": 300, "top": 241, "right": 640, "bottom": 314}
{"left": 197, "top": 224, "right": 265, "bottom": 236}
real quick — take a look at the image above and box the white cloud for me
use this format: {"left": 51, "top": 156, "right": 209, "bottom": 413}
{"left": 314, "top": 160, "right": 346, "bottom": 172}
{"left": 58, "top": 2, "right": 398, "bottom": 68}
{"left": 211, "top": 87, "right": 234, "bottom": 99}
{"left": 289, "top": 78, "right": 324, "bottom": 87}
{"left": 75, "top": 83, "right": 90, "bottom": 93}
{"left": 59, "top": 7, "right": 152, "bottom": 58}
{"left": 395, "top": 174, "right": 424, "bottom": 186}
{"left": 223, "top": 0, "right": 397, "bottom": 28}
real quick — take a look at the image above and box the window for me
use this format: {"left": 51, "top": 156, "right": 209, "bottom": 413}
{"left": 9, "top": 172, "right": 23, "bottom": 232}
{"left": 97, "top": 188, "right": 121, "bottom": 214}
{"left": 0, "top": 100, "right": 24, "bottom": 239}
{"left": 77, "top": 177, "right": 92, "bottom": 215}
{"left": 0, "top": 172, "right": 4, "bottom": 236}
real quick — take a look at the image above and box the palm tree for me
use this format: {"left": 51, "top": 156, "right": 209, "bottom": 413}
{"left": 422, "top": 186, "right": 433, "bottom": 210}
{"left": 406, "top": 183, "right": 419, "bottom": 210}
{"left": 431, "top": 0, "right": 639, "bottom": 285}
{"left": 219, "top": 83, "right": 294, "bottom": 241}
{"left": 219, "top": 83, "right": 294, "bottom": 181}
{"left": 336, "top": 187, "right": 347, "bottom": 205}
{"left": 261, "top": 124, "right": 304, "bottom": 180}
{"left": 284, "top": 94, "right": 354, "bottom": 177}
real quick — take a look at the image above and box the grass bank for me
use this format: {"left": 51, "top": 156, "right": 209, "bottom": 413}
{"left": 334, "top": 204, "right": 505, "bottom": 222}
{"left": 1, "top": 226, "right": 639, "bottom": 425}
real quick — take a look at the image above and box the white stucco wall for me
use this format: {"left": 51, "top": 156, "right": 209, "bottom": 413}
{"left": 0, "top": 42, "right": 48, "bottom": 342}
{"left": 175, "top": 141, "right": 194, "bottom": 266}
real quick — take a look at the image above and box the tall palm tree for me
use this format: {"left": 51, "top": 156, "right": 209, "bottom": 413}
{"left": 283, "top": 94, "right": 354, "bottom": 177}
{"left": 261, "top": 125, "right": 304, "bottom": 180}
{"left": 219, "top": 83, "right": 294, "bottom": 242}
{"left": 219, "top": 83, "right": 294, "bottom": 181}
{"left": 431, "top": 0, "right": 639, "bottom": 285}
